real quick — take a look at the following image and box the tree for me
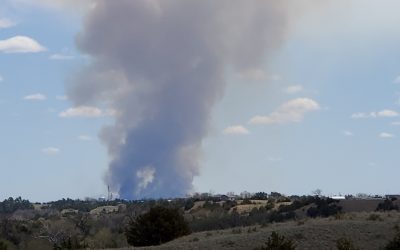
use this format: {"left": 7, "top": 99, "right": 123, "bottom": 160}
{"left": 312, "top": 189, "right": 322, "bottom": 197}
{"left": 126, "top": 206, "right": 190, "bottom": 246}
{"left": 252, "top": 192, "right": 269, "bottom": 200}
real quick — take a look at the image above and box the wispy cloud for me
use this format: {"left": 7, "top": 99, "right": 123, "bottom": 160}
{"left": 283, "top": 85, "right": 303, "bottom": 94}
{"left": 0, "top": 36, "right": 46, "bottom": 53}
{"left": 393, "top": 76, "right": 400, "bottom": 84}
{"left": 223, "top": 125, "right": 250, "bottom": 135}
{"left": 267, "top": 156, "right": 283, "bottom": 162}
{"left": 378, "top": 110, "right": 399, "bottom": 117}
{"left": 59, "top": 106, "right": 115, "bottom": 118}
{"left": 391, "top": 121, "right": 400, "bottom": 126}
{"left": 49, "top": 53, "right": 74, "bottom": 60}
{"left": 23, "top": 93, "right": 46, "bottom": 101}
{"left": 0, "top": 75, "right": 3, "bottom": 82}
{"left": 343, "top": 130, "right": 354, "bottom": 136}
{"left": 249, "top": 98, "right": 320, "bottom": 125}
{"left": 78, "top": 135, "right": 92, "bottom": 141}
{"left": 351, "top": 109, "right": 399, "bottom": 119}
{"left": 56, "top": 95, "right": 68, "bottom": 101}
{"left": 0, "top": 18, "right": 16, "bottom": 29}
{"left": 42, "top": 147, "right": 60, "bottom": 155}
{"left": 379, "top": 132, "right": 395, "bottom": 138}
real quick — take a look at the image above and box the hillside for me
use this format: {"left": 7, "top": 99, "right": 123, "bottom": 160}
{"left": 110, "top": 212, "right": 400, "bottom": 250}
{"left": 1, "top": 195, "right": 399, "bottom": 249}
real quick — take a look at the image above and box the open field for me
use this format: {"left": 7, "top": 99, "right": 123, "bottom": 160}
{"left": 107, "top": 212, "right": 400, "bottom": 250}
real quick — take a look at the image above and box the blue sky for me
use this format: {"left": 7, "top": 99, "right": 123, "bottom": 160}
{"left": 1, "top": 1, "right": 400, "bottom": 201}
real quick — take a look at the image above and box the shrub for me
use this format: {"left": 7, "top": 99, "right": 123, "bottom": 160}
{"left": 190, "top": 237, "right": 199, "bottom": 242}
{"left": 242, "top": 199, "right": 253, "bottom": 205}
{"left": 307, "top": 198, "right": 342, "bottom": 218}
{"left": 376, "top": 199, "right": 399, "bottom": 211}
{"left": 336, "top": 238, "right": 359, "bottom": 250}
{"left": 367, "top": 214, "right": 383, "bottom": 221}
{"left": 126, "top": 206, "right": 190, "bottom": 246}
{"left": 255, "top": 231, "right": 296, "bottom": 250}
{"left": 232, "top": 228, "right": 242, "bottom": 234}
{"left": 184, "top": 199, "right": 195, "bottom": 211}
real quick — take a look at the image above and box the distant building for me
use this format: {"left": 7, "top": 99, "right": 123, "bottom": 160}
{"left": 330, "top": 195, "right": 346, "bottom": 200}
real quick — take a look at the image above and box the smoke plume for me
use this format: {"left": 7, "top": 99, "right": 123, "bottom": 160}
{"left": 69, "top": 0, "right": 291, "bottom": 199}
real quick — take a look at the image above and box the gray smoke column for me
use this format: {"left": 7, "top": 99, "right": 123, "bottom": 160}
{"left": 69, "top": 0, "right": 290, "bottom": 199}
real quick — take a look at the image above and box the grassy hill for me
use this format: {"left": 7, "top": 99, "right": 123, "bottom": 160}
{"left": 108, "top": 212, "right": 400, "bottom": 250}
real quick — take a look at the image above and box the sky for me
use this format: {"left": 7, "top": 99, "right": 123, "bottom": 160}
{"left": 1, "top": 1, "right": 400, "bottom": 201}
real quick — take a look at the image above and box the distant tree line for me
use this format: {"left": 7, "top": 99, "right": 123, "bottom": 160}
{"left": 0, "top": 197, "right": 33, "bottom": 214}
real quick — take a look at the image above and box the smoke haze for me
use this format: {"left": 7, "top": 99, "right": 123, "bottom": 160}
{"left": 68, "top": 0, "right": 292, "bottom": 199}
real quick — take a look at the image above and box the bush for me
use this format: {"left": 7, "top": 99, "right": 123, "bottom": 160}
{"left": 376, "top": 199, "right": 399, "bottom": 211}
{"left": 255, "top": 231, "right": 296, "bottom": 250}
{"left": 367, "top": 214, "right": 383, "bottom": 221}
{"left": 307, "top": 198, "right": 342, "bottom": 218}
{"left": 336, "top": 238, "right": 359, "bottom": 250}
{"left": 242, "top": 199, "right": 253, "bottom": 205}
{"left": 126, "top": 206, "right": 190, "bottom": 246}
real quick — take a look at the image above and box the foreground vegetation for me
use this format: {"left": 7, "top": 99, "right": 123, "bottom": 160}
{"left": 0, "top": 194, "right": 398, "bottom": 249}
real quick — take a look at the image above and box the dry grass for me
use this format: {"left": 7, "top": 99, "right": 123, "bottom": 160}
{"left": 103, "top": 212, "right": 400, "bottom": 250}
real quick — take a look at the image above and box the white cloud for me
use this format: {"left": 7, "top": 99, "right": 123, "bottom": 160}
{"left": 23, "top": 93, "right": 46, "bottom": 101}
{"left": 0, "top": 75, "right": 3, "bottom": 82}
{"left": 78, "top": 135, "right": 92, "bottom": 141}
{"left": 391, "top": 121, "right": 400, "bottom": 126}
{"left": 284, "top": 85, "right": 303, "bottom": 94}
{"left": 0, "top": 36, "right": 46, "bottom": 53}
{"left": 223, "top": 125, "right": 250, "bottom": 135}
{"left": 378, "top": 109, "right": 399, "bottom": 117}
{"left": 249, "top": 98, "right": 320, "bottom": 125}
{"left": 393, "top": 76, "right": 400, "bottom": 84}
{"left": 343, "top": 130, "right": 354, "bottom": 136}
{"left": 351, "top": 109, "right": 398, "bottom": 119}
{"left": 59, "top": 106, "right": 115, "bottom": 118}
{"left": 49, "top": 53, "right": 74, "bottom": 60}
{"left": 0, "top": 18, "right": 16, "bottom": 29}
{"left": 379, "top": 132, "right": 395, "bottom": 138}
{"left": 56, "top": 95, "right": 68, "bottom": 101}
{"left": 42, "top": 147, "right": 60, "bottom": 155}
{"left": 351, "top": 112, "right": 374, "bottom": 119}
